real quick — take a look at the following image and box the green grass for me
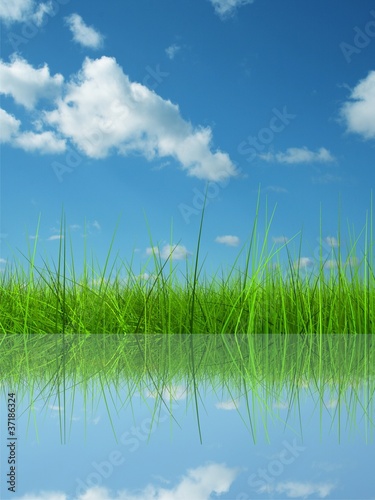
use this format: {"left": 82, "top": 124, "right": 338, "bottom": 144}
{"left": 0, "top": 191, "right": 374, "bottom": 334}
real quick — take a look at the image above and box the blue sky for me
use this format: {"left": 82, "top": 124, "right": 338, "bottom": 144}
{"left": 0, "top": 372, "right": 374, "bottom": 500}
{"left": 1, "top": 0, "right": 375, "bottom": 283}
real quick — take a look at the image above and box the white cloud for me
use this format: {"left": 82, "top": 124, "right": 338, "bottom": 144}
{"left": 341, "top": 70, "right": 375, "bottom": 140}
{"left": 45, "top": 56, "right": 237, "bottom": 181}
{"left": 47, "top": 235, "right": 63, "bottom": 241}
{"left": 0, "top": 108, "right": 20, "bottom": 142}
{"left": 0, "top": 258, "right": 7, "bottom": 264}
{"left": 216, "top": 400, "right": 239, "bottom": 410}
{"left": 272, "top": 235, "right": 289, "bottom": 244}
{"left": 14, "top": 130, "right": 66, "bottom": 153}
{"left": 20, "top": 463, "right": 239, "bottom": 500}
{"left": 0, "top": 55, "right": 63, "bottom": 109}
{"left": 146, "top": 246, "right": 160, "bottom": 256}
{"left": 147, "top": 385, "right": 187, "bottom": 401}
{"left": 160, "top": 244, "right": 191, "bottom": 260}
{"left": 209, "top": 0, "right": 254, "bottom": 18}
{"left": 65, "top": 13, "right": 104, "bottom": 49}
{"left": 324, "top": 259, "right": 337, "bottom": 269}
{"left": 294, "top": 257, "right": 313, "bottom": 269}
{"left": 215, "top": 235, "right": 240, "bottom": 247}
{"left": 0, "top": 0, "right": 33, "bottom": 24}
{"left": 90, "top": 220, "right": 101, "bottom": 231}
{"left": 146, "top": 244, "right": 190, "bottom": 260}
{"left": 0, "top": 0, "right": 55, "bottom": 26}
{"left": 273, "top": 401, "right": 289, "bottom": 409}
{"left": 261, "top": 481, "right": 336, "bottom": 499}
{"left": 165, "top": 44, "right": 181, "bottom": 60}
{"left": 32, "top": 1, "right": 56, "bottom": 27}
{"left": 259, "top": 147, "right": 335, "bottom": 164}
{"left": 325, "top": 236, "right": 339, "bottom": 247}
{"left": 0, "top": 108, "right": 65, "bottom": 154}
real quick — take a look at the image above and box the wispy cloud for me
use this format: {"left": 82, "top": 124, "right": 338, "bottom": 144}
{"left": 273, "top": 401, "right": 289, "bottom": 409}
{"left": 209, "top": 0, "right": 254, "bottom": 18}
{"left": 0, "top": 0, "right": 56, "bottom": 26}
{"left": 147, "top": 384, "right": 187, "bottom": 401}
{"left": 259, "top": 147, "right": 335, "bottom": 164}
{"left": 216, "top": 400, "right": 239, "bottom": 410}
{"left": 65, "top": 13, "right": 104, "bottom": 49}
{"left": 215, "top": 235, "right": 240, "bottom": 247}
{"left": 325, "top": 236, "right": 339, "bottom": 247}
{"left": 272, "top": 236, "right": 289, "bottom": 244}
{"left": 165, "top": 43, "right": 181, "bottom": 60}
{"left": 259, "top": 481, "right": 337, "bottom": 498}
{"left": 294, "top": 257, "right": 313, "bottom": 269}
{"left": 47, "top": 234, "right": 63, "bottom": 241}
{"left": 324, "top": 259, "right": 337, "bottom": 269}
{"left": 340, "top": 70, "right": 375, "bottom": 140}
{"left": 18, "top": 463, "right": 240, "bottom": 500}
{"left": 311, "top": 173, "right": 343, "bottom": 184}
{"left": 265, "top": 185, "right": 288, "bottom": 193}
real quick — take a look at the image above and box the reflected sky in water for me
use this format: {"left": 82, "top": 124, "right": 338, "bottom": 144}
{"left": 1, "top": 380, "right": 373, "bottom": 500}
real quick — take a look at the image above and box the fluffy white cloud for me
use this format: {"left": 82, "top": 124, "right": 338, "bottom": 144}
{"left": 0, "top": 108, "right": 65, "bottom": 153}
{"left": 0, "top": 56, "right": 63, "bottom": 109}
{"left": 45, "top": 56, "right": 237, "bottom": 181}
{"left": 146, "top": 244, "right": 191, "bottom": 260}
{"left": 18, "top": 463, "right": 239, "bottom": 500}
{"left": 215, "top": 235, "right": 240, "bottom": 246}
{"left": 0, "top": 0, "right": 33, "bottom": 23}
{"left": 165, "top": 44, "right": 181, "bottom": 60}
{"left": 259, "top": 147, "right": 335, "bottom": 164}
{"left": 341, "top": 70, "right": 375, "bottom": 139}
{"left": 0, "top": 108, "right": 21, "bottom": 142}
{"left": 14, "top": 130, "right": 66, "bottom": 153}
{"left": 160, "top": 244, "right": 191, "bottom": 260}
{"left": 209, "top": 0, "right": 254, "bottom": 18}
{"left": 65, "top": 13, "right": 104, "bottom": 49}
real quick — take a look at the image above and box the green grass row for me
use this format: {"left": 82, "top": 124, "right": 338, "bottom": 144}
{"left": 1, "top": 190, "right": 374, "bottom": 333}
